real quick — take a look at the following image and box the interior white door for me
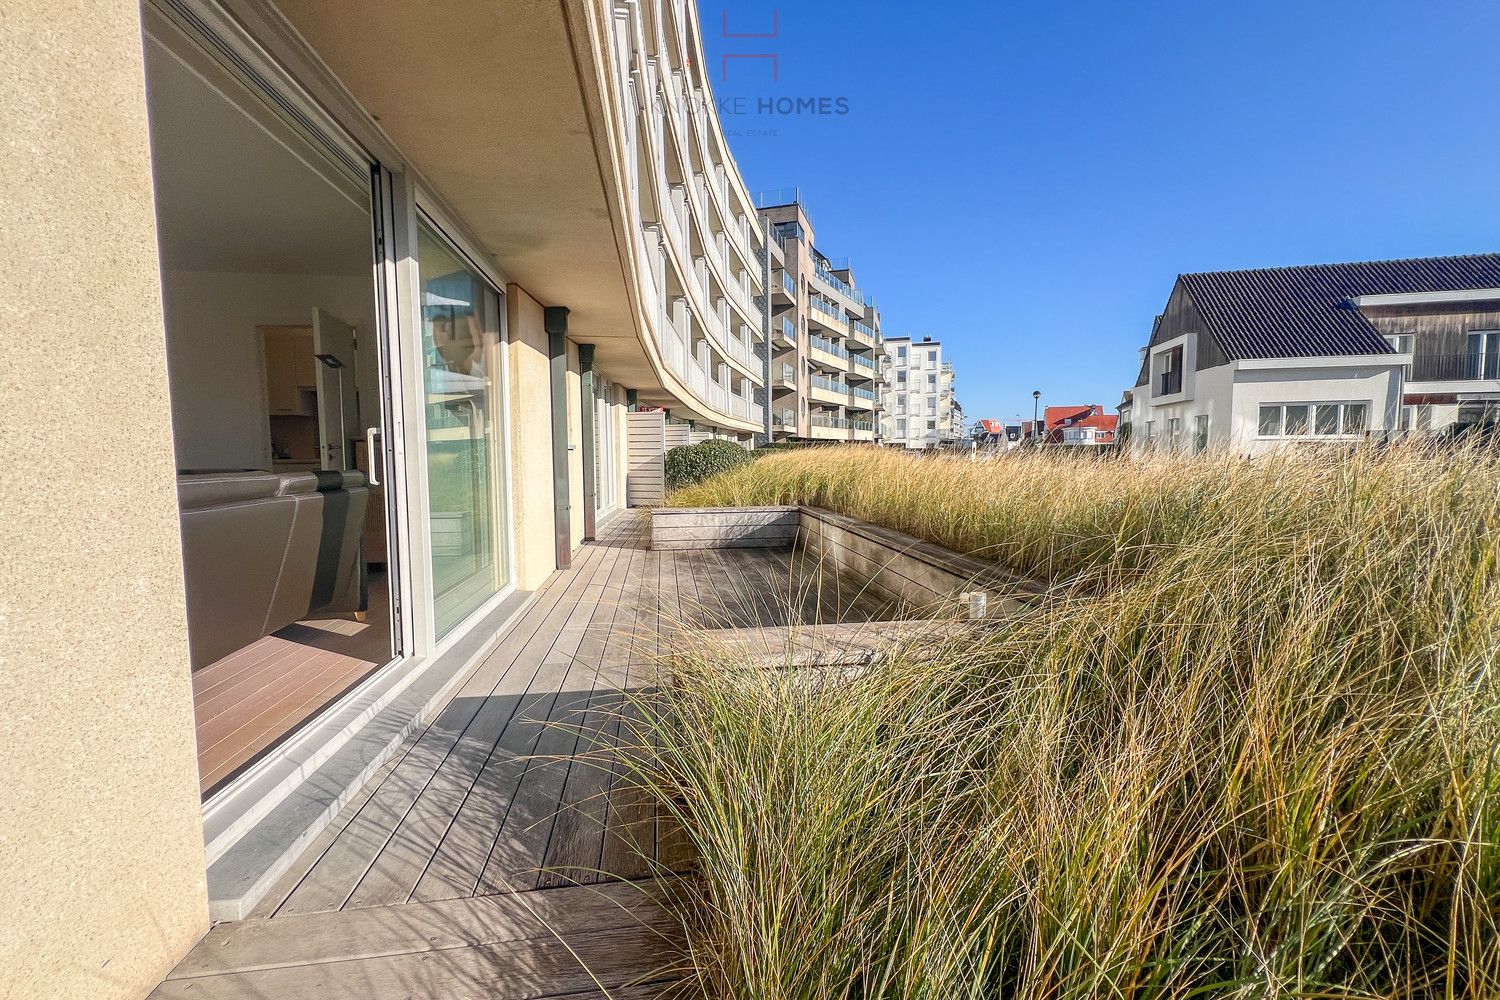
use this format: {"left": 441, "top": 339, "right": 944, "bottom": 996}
{"left": 312, "top": 308, "right": 358, "bottom": 470}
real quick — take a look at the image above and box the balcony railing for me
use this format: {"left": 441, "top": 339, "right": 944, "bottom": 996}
{"left": 779, "top": 316, "right": 797, "bottom": 342}
{"left": 754, "top": 186, "right": 802, "bottom": 208}
{"left": 813, "top": 261, "right": 864, "bottom": 307}
{"left": 781, "top": 270, "right": 796, "bottom": 297}
{"left": 809, "top": 335, "right": 848, "bottom": 360}
{"left": 1409, "top": 352, "right": 1500, "bottom": 382}
{"left": 851, "top": 385, "right": 876, "bottom": 401}
{"left": 851, "top": 419, "right": 874, "bottom": 432}
{"left": 851, "top": 320, "right": 877, "bottom": 342}
{"left": 777, "top": 362, "right": 796, "bottom": 383}
{"left": 811, "top": 414, "right": 851, "bottom": 429}
{"left": 851, "top": 353, "right": 878, "bottom": 372}
{"left": 811, "top": 375, "right": 851, "bottom": 396}
{"left": 809, "top": 296, "right": 846, "bottom": 325}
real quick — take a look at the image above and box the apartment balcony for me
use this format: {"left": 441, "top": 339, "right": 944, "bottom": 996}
{"left": 808, "top": 334, "right": 849, "bottom": 370}
{"left": 809, "top": 374, "right": 852, "bottom": 406}
{"left": 772, "top": 361, "right": 797, "bottom": 390}
{"left": 811, "top": 259, "right": 865, "bottom": 307}
{"left": 808, "top": 296, "right": 849, "bottom": 335}
{"left": 847, "top": 385, "right": 878, "bottom": 410}
{"left": 808, "top": 414, "right": 850, "bottom": 440}
{"left": 773, "top": 269, "right": 796, "bottom": 305}
{"left": 772, "top": 315, "right": 796, "bottom": 348}
{"left": 848, "top": 320, "right": 878, "bottom": 350}
{"left": 850, "top": 418, "right": 876, "bottom": 441}
{"left": 849, "top": 352, "right": 880, "bottom": 379}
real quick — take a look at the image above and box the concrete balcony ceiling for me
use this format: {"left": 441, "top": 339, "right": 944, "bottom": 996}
{"left": 274, "top": 0, "right": 762, "bottom": 430}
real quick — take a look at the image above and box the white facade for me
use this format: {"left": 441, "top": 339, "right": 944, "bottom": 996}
{"left": 881, "top": 336, "right": 960, "bottom": 448}
{"left": 1130, "top": 351, "right": 1407, "bottom": 457}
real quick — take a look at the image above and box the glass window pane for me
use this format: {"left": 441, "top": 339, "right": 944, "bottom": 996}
{"left": 1315, "top": 404, "right": 1340, "bottom": 435}
{"left": 1284, "top": 405, "right": 1309, "bottom": 435}
{"left": 1258, "top": 406, "right": 1282, "bottom": 436}
{"left": 1343, "top": 403, "right": 1367, "bottom": 434}
{"left": 419, "top": 222, "right": 508, "bottom": 637}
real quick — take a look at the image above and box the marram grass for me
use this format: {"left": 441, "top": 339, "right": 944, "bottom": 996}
{"left": 629, "top": 445, "right": 1500, "bottom": 999}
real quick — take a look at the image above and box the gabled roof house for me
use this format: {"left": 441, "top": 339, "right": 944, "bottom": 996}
{"left": 1127, "top": 254, "right": 1500, "bottom": 455}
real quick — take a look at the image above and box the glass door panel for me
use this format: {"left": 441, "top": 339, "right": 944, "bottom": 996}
{"left": 417, "top": 222, "right": 509, "bottom": 637}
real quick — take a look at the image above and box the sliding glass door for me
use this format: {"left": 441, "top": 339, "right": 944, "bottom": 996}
{"left": 417, "top": 221, "right": 510, "bottom": 637}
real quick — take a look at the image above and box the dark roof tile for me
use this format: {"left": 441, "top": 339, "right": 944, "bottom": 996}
{"left": 1180, "top": 254, "right": 1500, "bottom": 360}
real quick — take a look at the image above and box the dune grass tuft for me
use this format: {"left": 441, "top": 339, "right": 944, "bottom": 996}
{"left": 633, "top": 445, "right": 1500, "bottom": 998}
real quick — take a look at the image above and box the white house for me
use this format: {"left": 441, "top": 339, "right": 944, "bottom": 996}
{"left": 1126, "top": 255, "right": 1500, "bottom": 456}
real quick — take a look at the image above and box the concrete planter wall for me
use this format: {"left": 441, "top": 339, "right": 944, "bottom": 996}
{"left": 650, "top": 506, "right": 800, "bottom": 550}
{"left": 650, "top": 505, "right": 1040, "bottom": 614}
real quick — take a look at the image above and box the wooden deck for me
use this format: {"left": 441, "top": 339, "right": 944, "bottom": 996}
{"left": 156, "top": 511, "right": 902, "bottom": 999}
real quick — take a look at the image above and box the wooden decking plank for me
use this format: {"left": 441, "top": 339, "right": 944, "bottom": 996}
{"left": 276, "top": 553, "right": 608, "bottom": 915}
{"left": 711, "top": 545, "right": 784, "bottom": 628}
{"left": 467, "top": 543, "right": 624, "bottom": 897}
{"left": 171, "top": 880, "right": 677, "bottom": 979}
{"left": 342, "top": 543, "right": 625, "bottom": 910}
{"left": 474, "top": 659, "right": 604, "bottom": 894}
{"left": 535, "top": 685, "right": 621, "bottom": 888}
{"left": 150, "top": 922, "right": 680, "bottom": 1000}
{"left": 399, "top": 542, "right": 621, "bottom": 905}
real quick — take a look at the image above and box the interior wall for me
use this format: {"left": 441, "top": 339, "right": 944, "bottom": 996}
{"left": 0, "top": 1, "right": 210, "bottom": 995}
{"left": 160, "top": 270, "right": 377, "bottom": 470}
{"left": 506, "top": 286, "right": 559, "bottom": 591}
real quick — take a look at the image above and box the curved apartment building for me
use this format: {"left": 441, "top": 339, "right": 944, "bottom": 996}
{"left": 3, "top": 0, "right": 768, "bottom": 995}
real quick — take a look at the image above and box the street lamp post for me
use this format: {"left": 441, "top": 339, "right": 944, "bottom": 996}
{"left": 1032, "top": 390, "right": 1042, "bottom": 443}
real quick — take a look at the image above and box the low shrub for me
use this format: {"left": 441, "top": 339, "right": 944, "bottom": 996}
{"left": 664, "top": 438, "right": 752, "bottom": 490}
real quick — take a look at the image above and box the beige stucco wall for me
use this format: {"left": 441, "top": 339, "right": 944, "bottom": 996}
{"left": 506, "top": 286, "right": 560, "bottom": 591}
{"left": 0, "top": 2, "right": 210, "bottom": 997}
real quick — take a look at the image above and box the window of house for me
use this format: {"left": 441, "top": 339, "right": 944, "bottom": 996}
{"left": 1385, "top": 333, "right": 1414, "bottom": 355}
{"left": 1467, "top": 331, "right": 1500, "bottom": 379}
{"left": 896, "top": 417, "right": 907, "bottom": 435}
{"left": 1193, "top": 414, "right": 1209, "bottom": 453}
{"left": 896, "top": 345, "right": 907, "bottom": 361}
{"left": 1143, "top": 420, "right": 1156, "bottom": 446}
{"left": 1166, "top": 416, "right": 1183, "bottom": 449}
{"left": 1155, "top": 345, "right": 1183, "bottom": 395}
{"left": 1401, "top": 404, "right": 1432, "bottom": 433}
{"left": 927, "top": 419, "right": 936, "bottom": 430}
{"left": 927, "top": 373, "right": 937, "bottom": 388}
{"left": 1257, "top": 402, "right": 1367, "bottom": 438}
{"left": 927, "top": 351, "right": 937, "bottom": 369}
{"left": 1343, "top": 403, "right": 1367, "bottom": 434}
{"left": 927, "top": 396, "right": 937, "bottom": 414}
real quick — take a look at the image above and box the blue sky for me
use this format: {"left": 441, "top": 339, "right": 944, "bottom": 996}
{"left": 702, "top": 0, "right": 1500, "bottom": 425}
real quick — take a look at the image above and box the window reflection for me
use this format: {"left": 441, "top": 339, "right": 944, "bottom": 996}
{"left": 418, "top": 223, "right": 508, "bottom": 636}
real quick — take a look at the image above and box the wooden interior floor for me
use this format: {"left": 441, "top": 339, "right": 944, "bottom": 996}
{"left": 193, "top": 572, "right": 392, "bottom": 795}
{"left": 156, "top": 512, "right": 902, "bottom": 999}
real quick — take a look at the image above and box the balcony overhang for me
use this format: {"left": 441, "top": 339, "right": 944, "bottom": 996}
{"left": 270, "top": 0, "right": 725, "bottom": 406}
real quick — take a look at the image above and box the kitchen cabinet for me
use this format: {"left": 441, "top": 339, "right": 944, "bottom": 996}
{"left": 261, "top": 326, "right": 315, "bottom": 416}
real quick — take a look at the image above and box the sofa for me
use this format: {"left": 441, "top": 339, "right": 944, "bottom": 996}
{"left": 176, "top": 469, "right": 370, "bottom": 669}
